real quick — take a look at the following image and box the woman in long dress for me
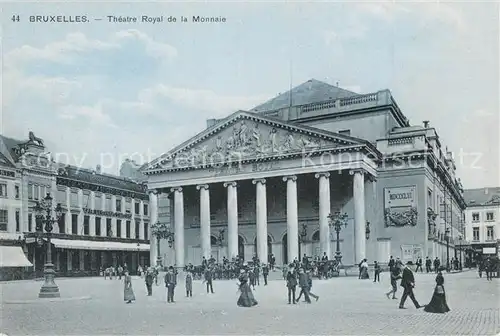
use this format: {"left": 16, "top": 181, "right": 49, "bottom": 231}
{"left": 360, "top": 259, "right": 370, "bottom": 279}
{"left": 123, "top": 271, "right": 136, "bottom": 304}
{"left": 424, "top": 271, "right": 450, "bottom": 313}
{"left": 237, "top": 269, "right": 258, "bottom": 307}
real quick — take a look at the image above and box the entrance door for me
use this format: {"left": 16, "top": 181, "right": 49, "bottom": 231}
{"left": 238, "top": 235, "right": 245, "bottom": 260}
{"left": 282, "top": 234, "right": 288, "bottom": 264}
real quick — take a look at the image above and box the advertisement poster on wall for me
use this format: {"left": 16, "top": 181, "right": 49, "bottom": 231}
{"left": 384, "top": 186, "right": 418, "bottom": 227}
{"left": 400, "top": 244, "right": 423, "bottom": 263}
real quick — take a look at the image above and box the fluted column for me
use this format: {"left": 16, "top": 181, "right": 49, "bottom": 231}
{"left": 149, "top": 190, "right": 159, "bottom": 266}
{"left": 224, "top": 181, "right": 238, "bottom": 259}
{"left": 65, "top": 187, "right": 71, "bottom": 234}
{"left": 171, "top": 187, "right": 185, "bottom": 267}
{"left": 350, "top": 169, "right": 366, "bottom": 262}
{"left": 283, "top": 175, "right": 299, "bottom": 263}
{"left": 197, "top": 184, "right": 211, "bottom": 260}
{"left": 77, "top": 189, "right": 84, "bottom": 235}
{"left": 252, "top": 179, "right": 268, "bottom": 261}
{"left": 89, "top": 191, "right": 96, "bottom": 236}
{"left": 315, "top": 172, "right": 331, "bottom": 258}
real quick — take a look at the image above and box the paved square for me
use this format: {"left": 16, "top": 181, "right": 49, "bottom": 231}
{"left": 1, "top": 270, "right": 499, "bottom": 335}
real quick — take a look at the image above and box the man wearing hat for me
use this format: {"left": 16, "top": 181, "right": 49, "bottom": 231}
{"left": 297, "top": 268, "right": 311, "bottom": 303}
{"left": 399, "top": 262, "right": 422, "bottom": 309}
{"left": 164, "top": 266, "right": 177, "bottom": 303}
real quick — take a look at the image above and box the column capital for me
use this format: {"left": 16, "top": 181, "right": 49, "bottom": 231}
{"left": 147, "top": 189, "right": 159, "bottom": 195}
{"left": 170, "top": 187, "right": 183, "bottom": 193}
{"left": 349, "top": 168, "right": 366, "bottom": 176}
{"left": 282, "top": 175, "right": 297, "bottom": 182}
{"left": 196, "top": 184, "right": 209, "bottom": 191}
{"left": 252, "top": 178, "right": 266, "bottom": 185}
{"left": 315, "top": 172, "right": 330, "bottom": 179}
{"left": 223, "top": 181, "right": 237, "bottom": 188}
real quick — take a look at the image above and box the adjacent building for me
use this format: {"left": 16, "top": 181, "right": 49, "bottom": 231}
{"left": 142, "top": 79, "right": 466, "bottom": 267}
{"left": 464, "top": 187, "right": 500, "bottom": 258}
{"left": 0, "top": 132, "right": 151, "bottom": 277}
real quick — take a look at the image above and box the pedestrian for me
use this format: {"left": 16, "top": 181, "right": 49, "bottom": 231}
{"left": 185, "top": 270, "right": 193, "bottom": 297}
{"left": 425, "top": 257, "right": 432, "bottom": 273}
{"left": 305, "top": 269, "right": 319, "bottom": 302}
{"left": 118, "top": 265, "right": 123, "bottom": 280}
{"left": 385, "top": 265, "right": 402, "bottom": 300}
{"left": 415, "top": 258, "right": 423, "bottom": 273}
{"left": 165, "top": 266, "right": 177, "bottom": 303}
{"left": 262, "top": 264, "right": 269, "bottom": 286}
{"left": 123, "top": 271, "right": 136, "bottom": 304}
{"left": 145, "top": 267, "right": 154, "bottom": 296}
{"left": 388, "top": 256, "right": 395, "bottom": 273}
{"left": 204, "top": 267, "right": 214, "bottom": 294}
{"left": 286, "top": 267, "right": 297, "bottom": 304}
{"left": 296, "top": 268, "right": 311, "bottom": 303}
{"left": 424, "top": 271, "right": 450, "bottom": 313}
{"left": 399, "top": 262, "right": 422, "bottom": 310}
{"left": 373, "top": 261, "right": 381, "bottom": 282}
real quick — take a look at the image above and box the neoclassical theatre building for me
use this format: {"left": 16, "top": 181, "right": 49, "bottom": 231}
{"left": 142, "top": 79, "right": 466, "bottom": 267}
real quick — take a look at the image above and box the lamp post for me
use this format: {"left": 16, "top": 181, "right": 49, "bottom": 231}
{"left": 458, "top": 236, "right": 463, "bottom": 271}
{"left": 445, "top": 227, "right": 450, "bottom": 272}
{"left": 136, "top": 242, "right": 140, "bottom": 273}
{"left": 299, "top": 223, "right": 307, "bottom": 257}
{"left": 34, "top": 193, "right": 63, "bottom": 298}
{"left": 328, "top": 211, "right": 348, "bottom": 263}
{"left": 151, "top": 221, "right": 175, "bottom": 267}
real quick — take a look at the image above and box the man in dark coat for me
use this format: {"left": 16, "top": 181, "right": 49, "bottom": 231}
{"left": 399, "top": 263, "right": 422, "bottom": 309}
{"left": 388, "top": 256, "right": 395, "bottom": 272}
{"left": 204, "top": 267, "right": 214, "bottom": 293}
{"left": 286, "top": 268, "right": 297, "bottom": 304}
{"left": 164, "top": 266, "right": 177, "bottom": 303}
{"left": 262, "top": 264, "right": 269, "bottom": 286}
{"left": 145, "top": 267, "right": 154, "bottom": 296}
{"left": 425, "top": 257, "right": 432, "bottom": 273}
{"left": 433, "top": 257, "right": 441, "bottom": 273}
{"left": 297, "top": 268, "right": 311, "bottom": 303}
{"left": 415, "top": 258, "right": 423, "bottom": 273}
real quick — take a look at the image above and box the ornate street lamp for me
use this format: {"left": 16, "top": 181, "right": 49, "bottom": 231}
{"left": 151, "top": 221, "right": 175, "bottom": 266}
{"left": 445, "top": 227, "right": 450, "bottom": 272}
{"left": 298, "top": 223, "right": 307, "bottom": 257}
{"left": 458, "top": 236, "right": 463, "bottom": 271}
{"left": 328, "top": 211, "right": 348, "bottom": 263}
{"left": 216, "top": 228, "right": 225, "bottom": 247}
{"left": 365, "top": 221, "right": 371, "bottom": 240}
{"left": 34, "top": 193, "right": 63, "bottom": 298}
{"left": 136, "top": 242, "right": 141, "bottom": 273}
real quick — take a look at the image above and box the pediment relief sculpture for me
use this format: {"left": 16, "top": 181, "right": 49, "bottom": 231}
{"left": 168, "top": 119, "right": 340, "bottom": 168}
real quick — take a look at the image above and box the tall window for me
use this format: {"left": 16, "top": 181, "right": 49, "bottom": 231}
{"left": 116, "top": 199, "right": 122, "bottom": 212}
{"left": 28, "top": 213, "right": 32, "bottom": 232}
{"left": 487, "top": 226, "right": 495, "bottom": 241}
{"left": 28, "top": 184, "right": 33, "bottom": 199}
{"left": 486, "top": 212, "right": 494, "bottom": 221}
{"left": 126, "top": 220, "right": 131, "bottom": 238}
{"left": 143, "top": 222, "right": 148, "bottom": 240}
{"left": 34, "top": 185, "right": 40, "bottom": 200}
{"left": 143, "top": 204, "right": 148, "bottom": 216}
{"left": 95, "top": 195, "right": 103, "bottom": 211}
{"left": 472, "top": 213, "right": 480, "bottom": 222}
{"left": 117, "top": 220, "right": 122, "bottom": 237}
{"left": 0, "top": 210, "right": 7, "bottom": 231}
{"left": 58, "top": 213, "right": 65, "bottom": 234}
{"left": 0, "top": 183, "right": 7, "bottom": 197}
{"left": 95, "top": 217, "right": 101, "bottom": 236}
{"left": 135, "top": 202, "right": 140, "bottom": 215}
{"left": 70, "top": 191, "right": 78, "bottom": 206}
{"left": 15, "top": 210, "right": 20, "bottom": 232}
{"left": 72, "top": 214, "right": 78, "bottom": 234}
{"left": 427, "top": 189, "right": 433, "bottom": 208}
{"left": 125, "top": 199, "right": 131, "bottom": 214}
{"left": 83, "top": 215, "right": 90, "bottom": 235}
{"left": 472, "top": 227, "right": 480, "bottom": 241}
{"left": 135, "top": 220, "right": 140, "bottom": 239}
{"left": 106, "top": 218, "right": 112, "bottom": 237}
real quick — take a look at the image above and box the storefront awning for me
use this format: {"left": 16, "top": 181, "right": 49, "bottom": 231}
{"left": 50, "top": 238, "right": 150, "bottom": 252}
{"left": 0, "top": 246, "right": 33, "bottom": 267}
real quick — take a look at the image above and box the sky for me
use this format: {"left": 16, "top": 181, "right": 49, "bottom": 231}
{"left": 1, "top": 1, "right": 498, "bottom": 189}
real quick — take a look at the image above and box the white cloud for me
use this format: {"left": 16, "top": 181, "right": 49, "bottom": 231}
{"left": 114, "top": 29, "right": 178, "bottom": 59}
{"left": 58, "top": 102, "right": 117, "bottom": 127}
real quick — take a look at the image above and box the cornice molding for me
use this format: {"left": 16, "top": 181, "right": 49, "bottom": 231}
{"left": 57, "top": 177, "right": 148, "bottom": 200}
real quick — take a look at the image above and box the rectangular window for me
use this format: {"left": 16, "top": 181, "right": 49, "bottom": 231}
{"left": 144, "top": 222, "right": 148, "bottom": 240}
{"left": 106, "top": 218, "right": 112, "bottom": 237}
{"left": 72, "top": 214, "right": 78, "bottom": 234}
{"left": 95, "top": 194, "right": 102, "bottom": 211}
{"left": 0, "top": 183, "right": 7, "bottom": 197}
{"left": 126, "top": 220, "right": 131, "bottom": 238}
{"left": 116, "top": 199, "right": 122, "bottom": 212}
{"left": 472, "top": 227, "right": 480, "bottom": 241}
{"left": 15, "top": 185, "right": 20, "bottom": 199}
{"left": 0, "top": 209, "right": 7, "bottom": 231}
{"left": 106, "top": 197, "right": 112, "bottom": 211}
{"left": 58, "top": 213, "right": 65, "bottom": 234}
{"left": 70, "top": 191, "right": 78, "bottom": 206}
{"left": 95, "top": 217, "right": 101, "bottom": 236}
{"left": 135, "top": 202, "right": 140, "bottom": 215}
{"left": 56, "top": 188, "right": 65, "bottom": 203}
{"left": 116, "top": 220, "right": 122, "bottom": 237}
{"left": 28, "top": 184, "right": 33, "bottom": 200}
{"left": 143, "top": 204, "right": 148, "bottom": 216}
{"left": 487, "top": 226, "right": 495, "bottom": 241}
{"left": 83, "top": 215, "right": 89, "bottom": 235}
{"left": 125, "top": 199, "right": 131, "bottom": 214}
{"left": 15, "top": 210, "right": 20, "bottom": 232}
{"left": 28, "top": 213, "right": 32, "bottom": 232}
{"left": 135, "top": 220, "right": 140, "bottom": 239}
{"left": 472, "top": 213, "right": 480, "bottom": 222}
{"left": 34, "top": 185, "right": 40, "bottom": 200}
{"left": 486, "top": 212, "right": 494, "bottom": 221}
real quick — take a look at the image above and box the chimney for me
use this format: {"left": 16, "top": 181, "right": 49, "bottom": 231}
{"left": 96, "top": 164, "right": 101, "bottom": 174}
{"left": 423, "top": 120, "right": 429, "bottom": 128}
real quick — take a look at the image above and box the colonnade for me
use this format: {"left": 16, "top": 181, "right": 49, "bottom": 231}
{"left": 149, "top": 169, "right": 368, "bottom": 267}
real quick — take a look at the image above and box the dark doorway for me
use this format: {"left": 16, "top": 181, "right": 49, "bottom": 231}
{"left": 238, "top": 235, "right": 245, "bottom": 260}
{"left": 282, "top": 234, "right": 288, "bottom": 265}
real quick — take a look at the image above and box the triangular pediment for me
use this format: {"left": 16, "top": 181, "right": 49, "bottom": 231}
{"left": 145, "top": 111, "right": 368, "bottom": 172}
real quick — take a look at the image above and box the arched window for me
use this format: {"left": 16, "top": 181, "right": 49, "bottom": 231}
{"left": 312, "top": 231, "right": 320, "bottom": 242}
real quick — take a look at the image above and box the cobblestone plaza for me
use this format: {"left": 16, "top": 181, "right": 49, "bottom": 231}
{"left": 1, "top": 271, "right": 498, "bottom": 335}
